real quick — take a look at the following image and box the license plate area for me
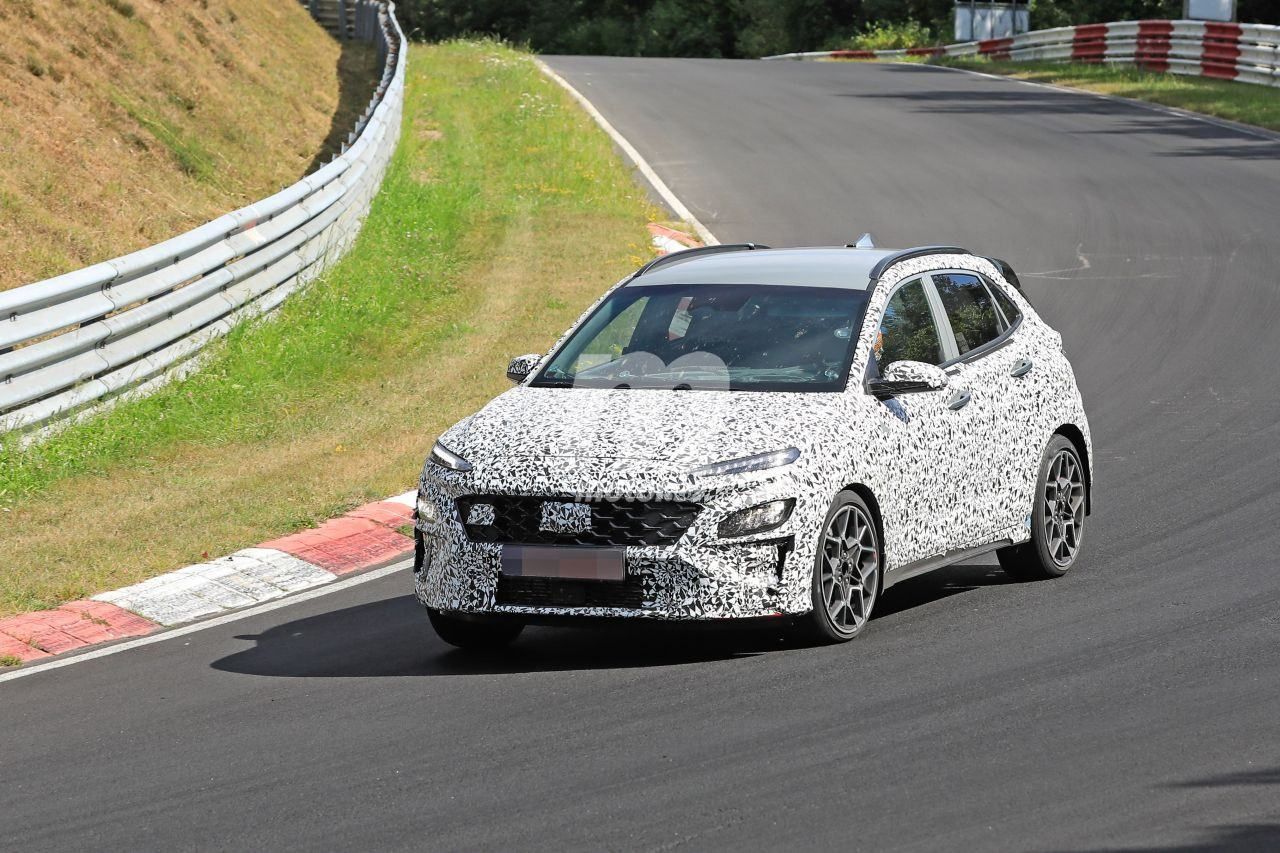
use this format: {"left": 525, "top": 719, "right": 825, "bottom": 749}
{"left": 500, "top": 545, "right": 626, "bottom": 582}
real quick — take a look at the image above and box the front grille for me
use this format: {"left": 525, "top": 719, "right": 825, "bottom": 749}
{"left": 457, "top": 496, "right": 700, "bottom": 547}
{"left": 495, "top": 575, "right": 646, "bottom": 609}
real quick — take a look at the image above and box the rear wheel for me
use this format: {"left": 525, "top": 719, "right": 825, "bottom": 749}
{"left": 427, "top": 609, "right": 524, "bottom": 650}
{"left": 799, "top": 490, "right": 881, "bottom": 644}
{"left": 998, "top": 435, "right": 1087, "bottom": 580}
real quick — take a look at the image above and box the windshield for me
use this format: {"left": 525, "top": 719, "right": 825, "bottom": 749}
{"left": 531, "top": 283, "right": 870, "bottom": 392}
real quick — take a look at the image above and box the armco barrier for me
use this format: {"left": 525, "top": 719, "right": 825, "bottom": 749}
{"left": 763, "top": 19, "right": 1280, "bottom": 88}
{"left": 0, "top": 1, "right": 405, "bottom": 437}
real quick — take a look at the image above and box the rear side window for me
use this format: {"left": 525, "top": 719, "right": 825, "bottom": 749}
{"left": 933, "top": 272, "right": 1002, "bottom": 357}
{"left": 877, "top": 278, "right": 943, "bottom": 368}
{"left": 987, "top": 279, "right": 1022, "bottom": 328}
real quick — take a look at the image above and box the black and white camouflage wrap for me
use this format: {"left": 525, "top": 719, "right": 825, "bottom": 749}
{"left": 414, "top": 251, "right": 1091, "bottom": 621}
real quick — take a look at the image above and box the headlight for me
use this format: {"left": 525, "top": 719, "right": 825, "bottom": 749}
{"left": 416, "top": 492, "right": 439, "bottom": 526}
{"left": 429, "top": 440, "right": 472, "bottom": 472}
{"left": 692, "top": 447, "right": 800, "bottom": 478}
{"left": 718, "top": 498, "right": 795, "bottom": 538}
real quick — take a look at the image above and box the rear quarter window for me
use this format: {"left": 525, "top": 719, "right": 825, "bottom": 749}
{"left": 987, "top": 278, "right": 1023, "bottom": 329}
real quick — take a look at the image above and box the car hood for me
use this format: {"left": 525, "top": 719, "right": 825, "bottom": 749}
{"left": 447, "top": 386, "right": 847, "bottom": 467}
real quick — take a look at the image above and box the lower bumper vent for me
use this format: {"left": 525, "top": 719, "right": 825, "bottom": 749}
{"left": 495, "top": 575, "right": 645, "bottom": 609}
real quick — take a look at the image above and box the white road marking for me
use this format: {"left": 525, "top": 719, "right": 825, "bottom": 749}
{"left": 535, "top": 59, "right": 721, "bottom": 246}
{"left": 0, "top": 560, "right": 411, "bottom": 685}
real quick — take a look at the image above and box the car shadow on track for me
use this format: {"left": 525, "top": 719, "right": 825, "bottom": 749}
{"left": 1059, "top": 822, "right": 1280, "bottom": 852}
{"left": 210, "top": 595, "right": 773, "bottom": 678}
{"left": 210, "top": 561, "right": 1019, "bottom": 678}
{"left": 1064, "top": 766, "right": 1280, "bottom": 851}
{"left": 850, "top": 67, "right": 1280, "bottom": 159}
{"left": 875, "top": 559, "right": 1016, "bottom": 618}
{"left": 1162, "top": 766, "right": 1280, "bottom": 788}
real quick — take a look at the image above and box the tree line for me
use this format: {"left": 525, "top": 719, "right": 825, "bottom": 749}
{"left": 394, "top": 0, "right": 1280, "bottom": 57}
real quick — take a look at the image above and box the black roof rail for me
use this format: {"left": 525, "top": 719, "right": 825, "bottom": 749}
{"left": 868, "top": 245, "right": 969, "bottom": 281}
{"left": 634, "top": 243, "right": 769, "bottom": 277}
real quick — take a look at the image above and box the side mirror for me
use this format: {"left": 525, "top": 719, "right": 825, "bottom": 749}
{"left": 868, "top": 360, "right": 949, "bottom": 400}
{"left": 506, "top": 353, "right": 541, "bottom": 384}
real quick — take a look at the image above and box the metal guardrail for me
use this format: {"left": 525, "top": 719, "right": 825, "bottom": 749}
{"left": 764, "top": 19, "right": 1280, "bottom": 88}
{"left": 0, "top": 0, "right": 405, "bottom": 438}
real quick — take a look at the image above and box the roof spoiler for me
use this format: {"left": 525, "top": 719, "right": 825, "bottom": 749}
{"left": 985, "top": 256, "right": 1027, "bottom": 297}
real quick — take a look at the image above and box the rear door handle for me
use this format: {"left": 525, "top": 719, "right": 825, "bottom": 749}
{"left": 946, "top": 388, "right": 972, "bottom": 410}
{"left": 1009, "top": 357, "right": 1034, "bottom": 378}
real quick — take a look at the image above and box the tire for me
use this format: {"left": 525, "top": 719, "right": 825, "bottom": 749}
{"left": 798, "top": 490, "right": 882, "bottom": 644}
{"left": 998, "top": 435, "right": 1087, "bottom": 580}
{"left": 427, "top": 609, "right": 524, "bottom": 650}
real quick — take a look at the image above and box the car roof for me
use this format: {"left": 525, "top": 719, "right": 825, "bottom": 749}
{"left": 625, "top": 246, "right": 962, "bottom": 291}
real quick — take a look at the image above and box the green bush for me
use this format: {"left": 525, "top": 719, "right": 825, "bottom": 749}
{"left": 364, "top": 0, "right": 1280, "bottom": 58}
{"left": 839, "top": 20, "right": 935, "bottom": 52}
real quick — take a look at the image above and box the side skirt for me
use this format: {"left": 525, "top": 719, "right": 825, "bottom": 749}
{"left": 882, "top": 539, "right": 1014, "bottom": 591}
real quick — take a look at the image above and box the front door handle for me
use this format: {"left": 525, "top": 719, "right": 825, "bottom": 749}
{"left": 946, "top": 388, "right": 972, "bottom": 410}
{"left": 1010, "top": 356, "right": 1034, "bottom": 378}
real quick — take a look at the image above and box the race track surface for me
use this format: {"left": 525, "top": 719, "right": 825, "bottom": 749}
{"left": 3, "top": 58, "right": 1279, "bottom": 851}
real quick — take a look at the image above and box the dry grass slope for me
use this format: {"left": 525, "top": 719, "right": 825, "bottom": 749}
{"left": 0, "top": 0, "right": 376, "bottom": 289}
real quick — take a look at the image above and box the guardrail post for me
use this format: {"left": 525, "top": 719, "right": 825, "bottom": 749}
{"left": 377, "top": 13, "right": 387, "bottom": 66}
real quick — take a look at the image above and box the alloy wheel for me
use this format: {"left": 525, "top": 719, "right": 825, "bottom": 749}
{"left": 1043, "top": 449, "right": 1086, "bottom": 567}
{"left": 820, "top": 504, "right": 879, "bottom": 634}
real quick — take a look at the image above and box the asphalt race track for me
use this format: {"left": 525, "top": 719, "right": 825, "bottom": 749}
{"left": 4, "top": 59, "right": 1279, "bottom": 850}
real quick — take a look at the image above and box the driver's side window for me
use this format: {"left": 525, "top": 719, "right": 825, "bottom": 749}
{"left": 876, "top": 278, "right": 943, "bottom": 369}
{"left": 570, "top": 297, "right": 648, "bottom": 373}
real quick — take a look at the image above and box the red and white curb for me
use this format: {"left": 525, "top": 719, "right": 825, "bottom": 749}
{"left": 647, "top": 222, "right": 702, "bottom": 255}
{"left": 764, "top": 18, "right": 1280, "bottom": 89}
{"left": 0, "top": 601, "right": 156, "bottom": 663}
{"left": 0, "top": 491, "right": 417, "bottom": 666}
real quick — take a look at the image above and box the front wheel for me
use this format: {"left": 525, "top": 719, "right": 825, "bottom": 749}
{"left": 798, "top": 490, "right": 882, "bottom": 644}
{"left": 998, "top": 435, "right": 1087, "bottom": 580}
{"left": 427, "top": 609, "right": 524, "bottom": 650}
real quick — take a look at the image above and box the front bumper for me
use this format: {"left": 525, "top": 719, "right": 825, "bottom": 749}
{"left": 414, "top": 529, "right": 802, "bottom": 620}
{"left": 413, "top": 461, "right": 820, "bottom": 621}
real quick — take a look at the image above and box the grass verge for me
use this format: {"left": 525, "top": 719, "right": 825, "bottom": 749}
{"left": 0, "top": 41, "right": 659, "bottom": 618}
{"left": 936, "top": 59, "right": 1280, "bottom": 132}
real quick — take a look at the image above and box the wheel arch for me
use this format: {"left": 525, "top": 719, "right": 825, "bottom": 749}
{"left": 842, "top": 482, "right": 885, "bottom": 559}
{"left": 1053, "top": 423, "right": 1091, "bottom": 515}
